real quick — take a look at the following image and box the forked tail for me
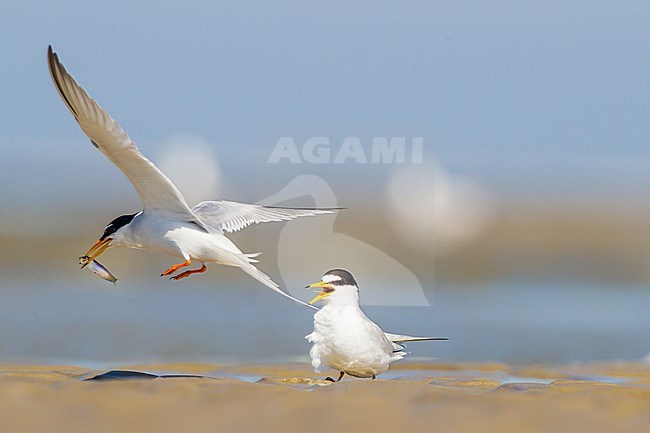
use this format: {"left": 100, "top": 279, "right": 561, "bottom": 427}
{"left": 245, "top": 252, "right": 261, "bottom": 263}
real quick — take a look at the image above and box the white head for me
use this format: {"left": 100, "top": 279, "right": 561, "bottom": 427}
{"left": 80, "top": 212, "right": 138, "bottom": 265}
{"left": 306, "top": 269, "right": 360, "bottom": 307}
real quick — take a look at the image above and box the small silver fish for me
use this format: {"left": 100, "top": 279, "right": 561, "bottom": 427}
{"left": 79, "top": 255, "right": 118, "bottom": 284}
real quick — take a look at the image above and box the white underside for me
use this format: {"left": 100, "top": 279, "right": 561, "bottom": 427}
{"left": 116, "top": 212, "right": 245, "bottom": 265}
{"left": 306, "top": 305, "right": 404, "bottom": 378}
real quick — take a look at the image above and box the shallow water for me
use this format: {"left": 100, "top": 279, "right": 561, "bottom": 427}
{"left": 0, "top": 276, "right": 648, "bottom": 366}
{"left": 71, "top": 366, "right": 635, "bottom": 387}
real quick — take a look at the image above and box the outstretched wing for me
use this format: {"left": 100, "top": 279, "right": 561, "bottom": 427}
{"left": 192, "top": 200, "right": 340, "bottom": 233}
{"left": 47, "top": 46, "right": 203, "bottom": 225}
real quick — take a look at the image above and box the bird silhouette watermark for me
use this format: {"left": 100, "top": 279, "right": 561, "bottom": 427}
{"left": 258, "top": 174, "right": 433, "bottom": 307}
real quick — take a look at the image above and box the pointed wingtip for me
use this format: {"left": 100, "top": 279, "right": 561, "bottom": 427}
{"left": 46, "top": 45, "right": 80, "bottom": 120}
{"left": 388, "top": 334, "right": 450, "bottom": 343}
{"left": 320, "top": 207, "right": 346, "bottom": 213}
{"left": 47, "top": 45, "right": 56, "bottom": 64}
{"left": 47, "top": 45, "right": 55, "bottom": 65}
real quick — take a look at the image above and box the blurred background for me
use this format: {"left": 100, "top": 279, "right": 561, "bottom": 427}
{"left": 0, "top": 0, "right": 648, "bottom": 366}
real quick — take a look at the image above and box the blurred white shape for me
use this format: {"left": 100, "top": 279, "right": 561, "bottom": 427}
{"left": 386, "top": 164, "right": 496, "bottom": 255}
{"left": 259, "top": 175, "right": 431, "bottom": 306}
{"left": 157, "top": 134, "right": 221, "bottom": 206}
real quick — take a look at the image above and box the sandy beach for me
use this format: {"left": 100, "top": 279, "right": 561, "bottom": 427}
{"left": 1, "top": 361, "right": 650, "bottom": 433}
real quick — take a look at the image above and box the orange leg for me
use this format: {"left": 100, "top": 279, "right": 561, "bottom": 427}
{"left": 161, "top": 259, "right": 191, "bottom": 277}
{"left": 170, "top": 264, "right": 207, "bottom": 281}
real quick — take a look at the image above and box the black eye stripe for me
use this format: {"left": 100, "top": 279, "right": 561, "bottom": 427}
{"left": 100, "top": 213, "right": 137, "bottom": 240}
{"left": 323, "top": 269, "right": 358, "bottom": 287}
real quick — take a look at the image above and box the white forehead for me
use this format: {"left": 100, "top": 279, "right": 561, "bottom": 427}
{"left": 322, "top": 274, "right": 342, "bottom": 284}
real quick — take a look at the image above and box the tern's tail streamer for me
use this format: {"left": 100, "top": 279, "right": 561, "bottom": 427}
{"left": 236, "top": 257, "right": 317, "bottom": 310}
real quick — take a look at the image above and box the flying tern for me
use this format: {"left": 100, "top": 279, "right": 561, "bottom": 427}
{"left": 48, "top": 46, "right": 337, "bottom": 308}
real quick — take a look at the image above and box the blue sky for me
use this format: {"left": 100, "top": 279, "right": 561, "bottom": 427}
{"left": 0, "top": 0, "right": 649, "bottom": 214}
{"left": 2, "top": 1, "right": 649, "bottom": 150}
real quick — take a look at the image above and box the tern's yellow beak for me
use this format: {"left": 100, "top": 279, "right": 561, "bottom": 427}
{"left": 306, "top": 281, "right": 335, "bottom": 305}
{"left": 81, "top": 238, "right": 112, "bottom": 268}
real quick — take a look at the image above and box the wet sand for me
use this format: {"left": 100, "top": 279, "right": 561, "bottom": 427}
{"left": 1, "top": 361, "right": 650, "bottom": 433}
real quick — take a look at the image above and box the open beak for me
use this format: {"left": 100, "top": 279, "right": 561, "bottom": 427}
{"left": 306, "top": 281, "right": 334, "bottom": 305}
{"left": 80, "top": 238, "right": 112, "bottom": 268}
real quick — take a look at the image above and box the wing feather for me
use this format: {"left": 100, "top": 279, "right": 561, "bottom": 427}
{"left": 385, "top": 332, "right": 448, "bottom": 351}
{"left": 192, "top": 200, "right": 341, "bottom": 233}
{"left": 385, "top": 332, "right": 449, "bottom": 343}
{"left": 47, "top": 46, "right": 203, "bottom": 224}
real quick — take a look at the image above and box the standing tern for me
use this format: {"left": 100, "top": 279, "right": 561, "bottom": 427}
{"left": 306, "top": 269, "right": 447, "bottom": 381}
{"left": 47, "top": 46, "right": 337, "bottom": 308}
